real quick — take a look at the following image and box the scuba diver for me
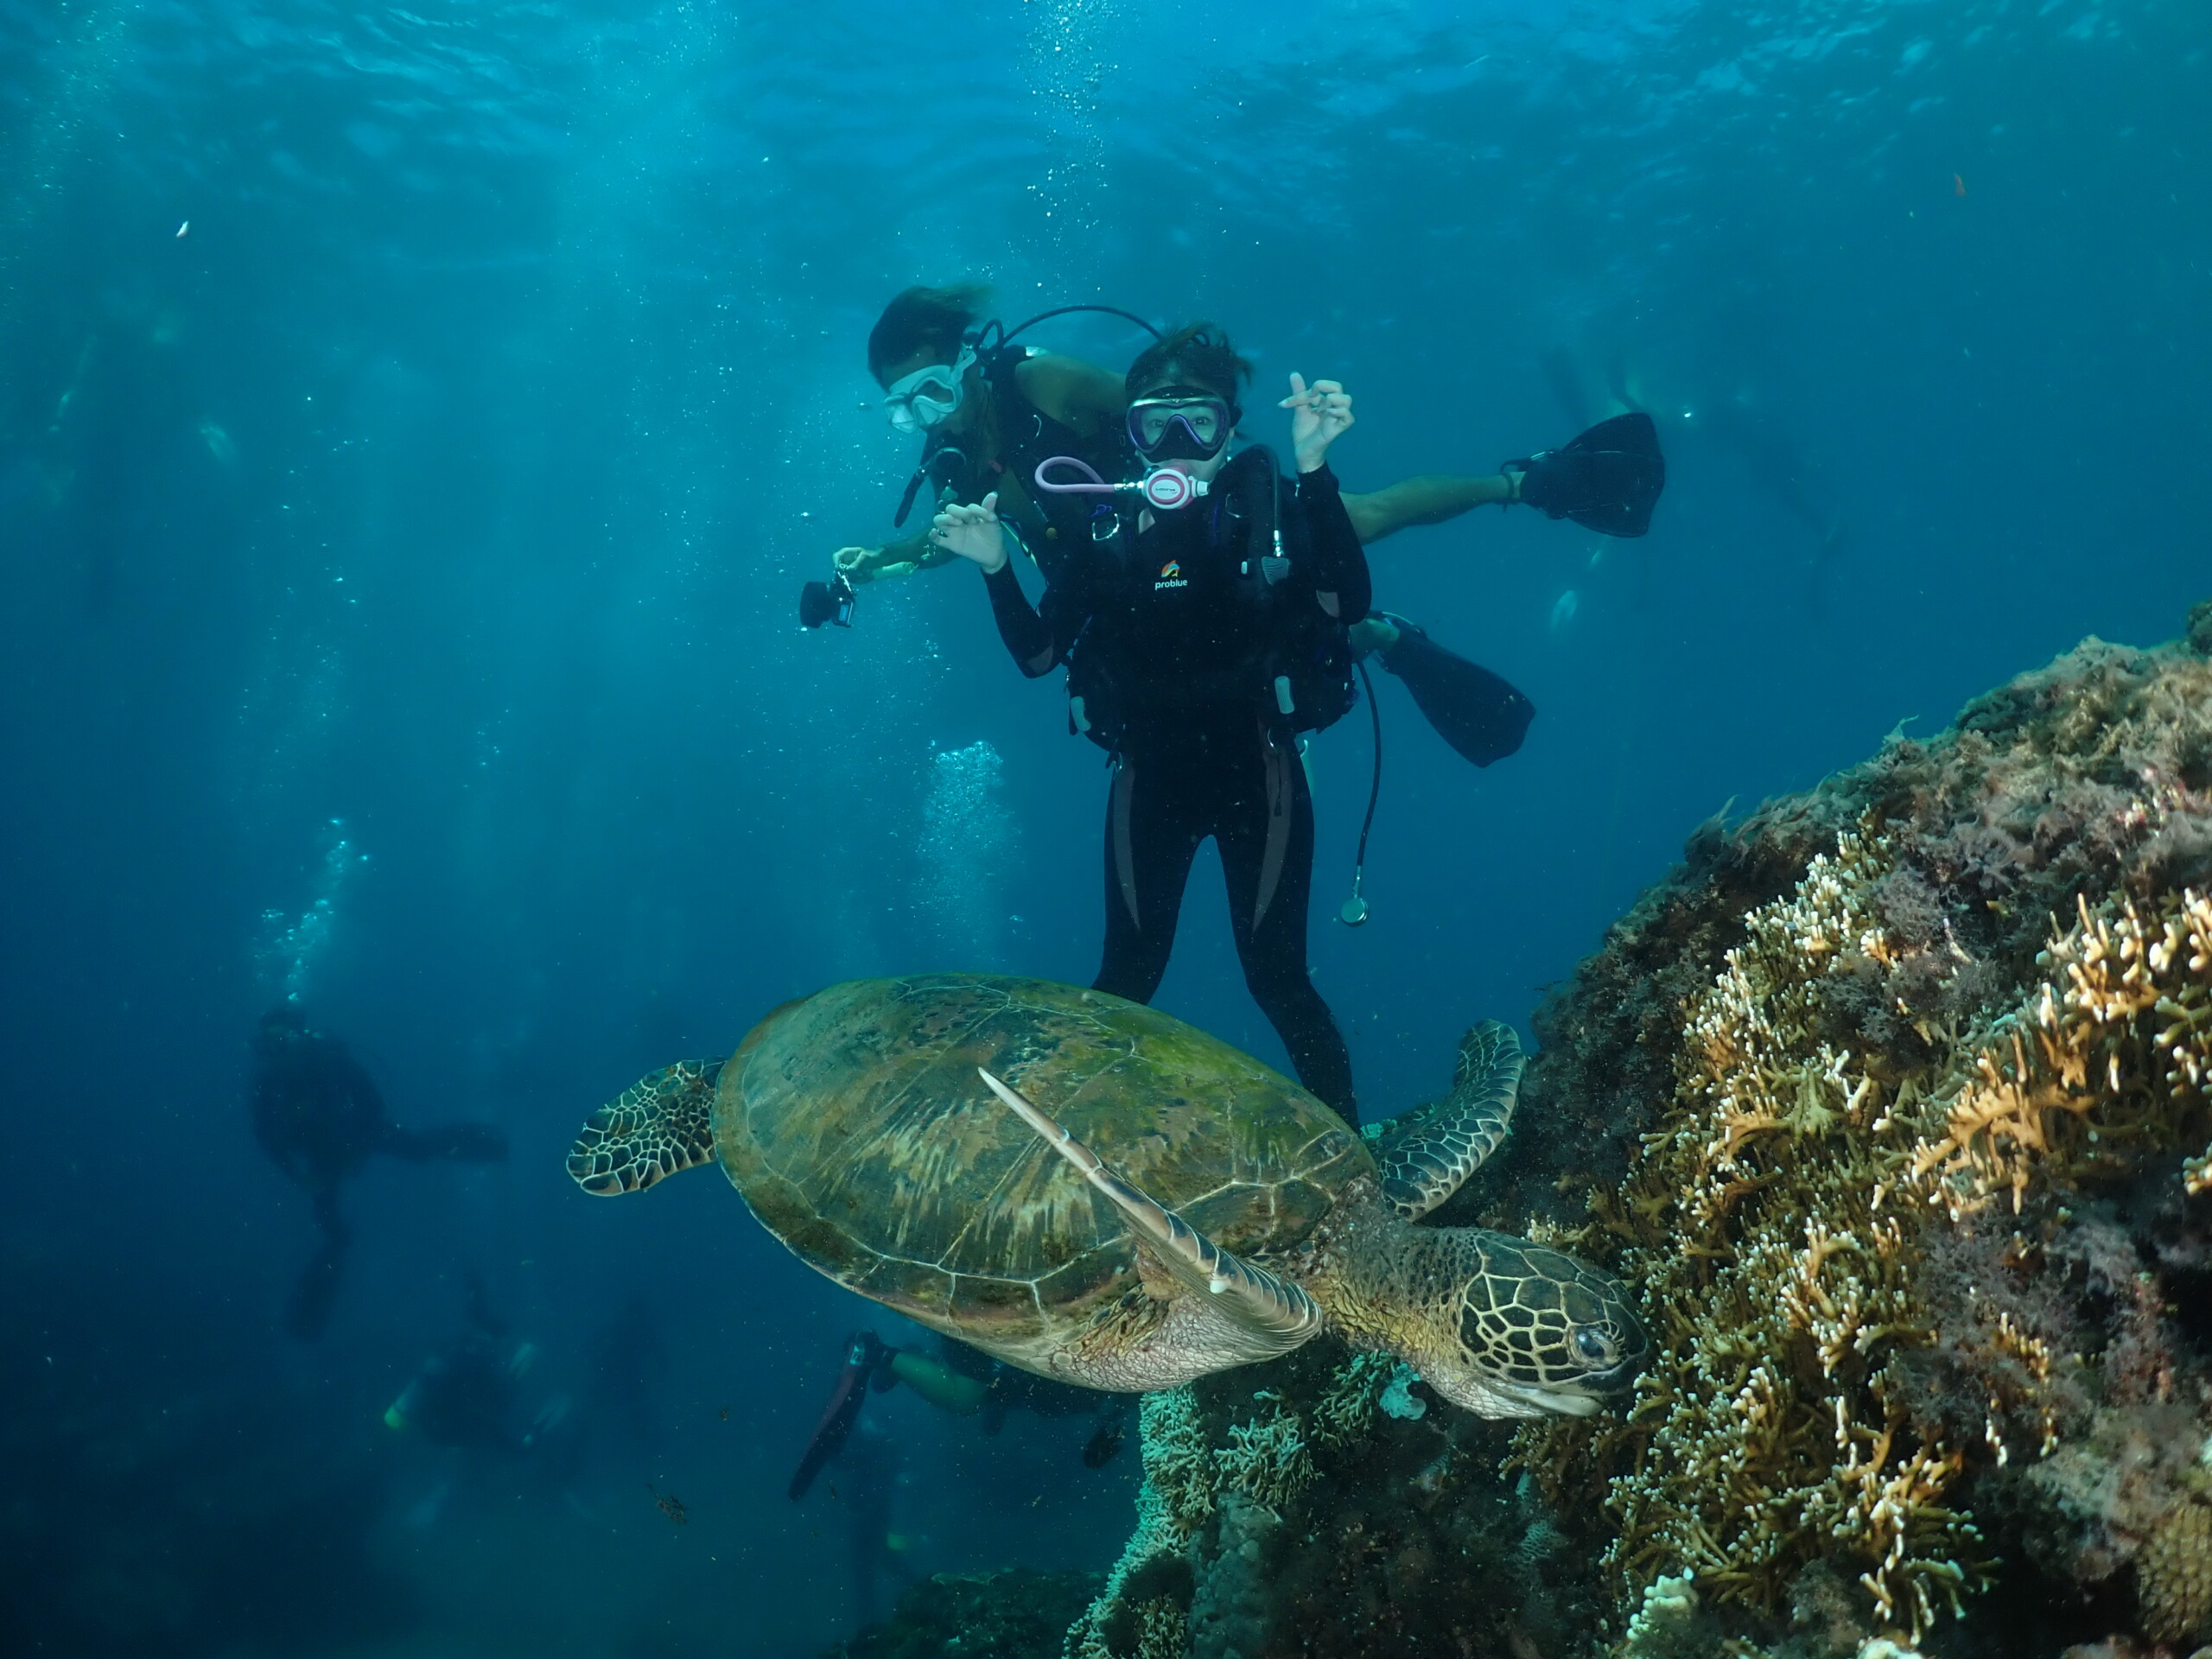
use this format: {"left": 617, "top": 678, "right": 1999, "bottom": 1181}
{"left": 931, "top": 322, "right": 1370, "bottom": 1116}
{"left": 249, "top": 1007, "right": 509, "bottom": 1340}
{"left": 383, "top": 1274, "right": 566, "bottom": 1456}
{"left": 789, "top": 1331, "right": 1130, "bottom": 1504}
{"left": 801, "top": 282, "right": 1662, "bottom": 624}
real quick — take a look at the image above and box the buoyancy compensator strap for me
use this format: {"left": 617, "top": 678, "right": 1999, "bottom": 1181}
{"left": 1063, "top": 447, "right": 1356, "bottom": 748}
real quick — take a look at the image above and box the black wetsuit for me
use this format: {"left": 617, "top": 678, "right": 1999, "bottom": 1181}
{"left": 946, "top": 347, "right": 1135, "bottom": 578}
{"left": 251, "top": 1017, "right": 507, "bottom": 1338}
{"left": 981, "top": 454, "right": 1370, "bottom": 1121}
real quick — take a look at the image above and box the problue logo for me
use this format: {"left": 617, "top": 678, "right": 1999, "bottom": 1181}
{"left": 1154, "top": 559, "right": 1187, "bottom": 592}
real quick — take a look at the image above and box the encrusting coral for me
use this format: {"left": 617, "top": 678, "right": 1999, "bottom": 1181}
{"left": 2137, "top": 1484, "right": 2212, "bottom": 1644}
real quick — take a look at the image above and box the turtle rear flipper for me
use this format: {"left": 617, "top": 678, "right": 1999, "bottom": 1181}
{"left": 1375, "top": 1020, "right": 1522, "bottom": 1220}
{"left": 569, "top": 1060, "right": 724, "bottom": 1195}
{"left": 979, "top": 1068, "right": 1323, "bottom": 1362}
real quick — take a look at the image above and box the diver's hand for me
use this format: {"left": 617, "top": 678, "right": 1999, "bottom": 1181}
{"left": 832, "top": 544, "right": 882, "bottom": 584}
{"left": 1281, "top": 373, "right": 1353, "bottom": 474}
{"left": 931, "top": 493, "right": 1009, "bottom": 574}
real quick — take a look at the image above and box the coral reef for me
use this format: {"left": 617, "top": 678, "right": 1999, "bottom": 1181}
{"left": 1059, "top": 603, "right": 2212, "bottom": 1659}
{"left": 1502, "top": 607, "right": 2212, "bottom": 1654}
{"left": 832, "top": 1568, "right": 1104, "bottom": 1659}
{"left": 1066, "top": 1341, "right": 1611, "bottom": 1657}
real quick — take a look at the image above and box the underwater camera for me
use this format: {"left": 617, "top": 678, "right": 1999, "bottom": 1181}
{"left": 799, "top": 572, "right": 857, "bottom": 630}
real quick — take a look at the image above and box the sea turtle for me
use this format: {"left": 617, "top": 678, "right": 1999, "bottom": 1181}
{"left": 567, "top": 974, "right": 1646, "bottom": 1418}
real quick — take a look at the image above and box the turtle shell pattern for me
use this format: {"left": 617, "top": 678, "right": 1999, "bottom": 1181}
{"left": 716, "top": 975, "right": 1370, "bottom": 1355}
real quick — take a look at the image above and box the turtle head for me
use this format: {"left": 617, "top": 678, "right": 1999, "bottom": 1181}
{"left": 1408, "top": 1229, "right": 1649, "bottom": 1420}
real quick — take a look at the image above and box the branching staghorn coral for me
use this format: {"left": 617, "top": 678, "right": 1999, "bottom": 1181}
{"left": 1519, "top": 834, "right": 1989, "bottom": 1646}
{"left": 1307, "top": 1351, "right": 1395, "bottom": 1447}
{"left": 1217, "top": 1400, "right": 1318, "bottom": 1510}
{"left": 1067, "top": 1388, "right": 1210, "bottom": 1659}
{"left": 1516, "top": 847, "right": 2212, "bottom": 1652}
{"left": 1911, "top": 888, "right": 2212, "bottom": 1216}
{"left": 1068, "top": 1381, "right": 1331, "bottom": 1658}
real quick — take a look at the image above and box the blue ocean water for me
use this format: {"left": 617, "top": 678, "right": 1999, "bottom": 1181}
{"left": 0, "top": 0, "right": 2202, "bottom": 1650}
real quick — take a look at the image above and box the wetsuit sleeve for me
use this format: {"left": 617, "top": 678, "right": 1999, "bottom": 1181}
{"left": 1294, "top": 464, "right": 1372, "bottom": 620}
{"left": 982, "top": 560, "right": 1084, "bottom": 678}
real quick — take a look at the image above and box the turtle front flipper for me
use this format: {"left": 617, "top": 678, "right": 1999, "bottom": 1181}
{"left": 978, "top": 1068, "right": 1323, "bottom": 1362}
{"left": 1373, "top": 1020, "right": 1522, "bottom": 1220}
{"left": 569, "top": 1060, "right": 725, "bottom": 1195}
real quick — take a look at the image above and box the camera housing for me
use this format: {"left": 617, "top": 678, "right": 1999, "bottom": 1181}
{"left": 799, "top": 573, "right": 857, "bottom": 629}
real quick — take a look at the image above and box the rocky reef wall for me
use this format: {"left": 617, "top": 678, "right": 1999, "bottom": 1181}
{"left": 1055, "top": 602, "right": 2212, "bottom": 1659}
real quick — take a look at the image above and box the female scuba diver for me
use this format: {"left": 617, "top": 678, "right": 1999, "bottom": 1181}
{"left": 930, "top": 323, "right": 1370, "bottom": 1120}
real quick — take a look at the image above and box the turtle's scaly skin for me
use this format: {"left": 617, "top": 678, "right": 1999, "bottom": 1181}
{"left": 720, "top": 976, "right": 1368, "bottom": 1370}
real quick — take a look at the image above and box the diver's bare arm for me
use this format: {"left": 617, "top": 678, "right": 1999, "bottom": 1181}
{"left": 833, "top": 531, "right": 957, "bottom": 585}
{"left": 1016, "top": 353, "right": 1128, "bottom": 436}
{"left": 1342, "top": 474, "right": 1518, "bottom": 545}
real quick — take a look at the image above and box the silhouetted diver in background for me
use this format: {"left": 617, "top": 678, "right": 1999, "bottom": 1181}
{"left": 250, "top": 1007, "right": 508, "bottom": 1339}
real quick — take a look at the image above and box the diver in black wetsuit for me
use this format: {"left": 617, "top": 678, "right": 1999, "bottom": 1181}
{"left": 788, "top": 1331, "right": 1129, "bottom": 1504}
{"left": 250, "top": 1007, "right": 508, "bottom": 1339}
{"left": 931, "top": 323, "right": 1369, "bottom": 1120}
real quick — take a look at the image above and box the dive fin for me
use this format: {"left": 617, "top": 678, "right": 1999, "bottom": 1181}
{"left": 1374, "top": 1021, "right": 1523, "bottom": 1220}
{"left": 789, "top": 1332, "right": 885, "bottom": 1500}
{"left": 978, "top": 1068, "right": 1323, "bottom": 1356}
{"left": 1507, "top": 411, "right": 1666, "bottom": 537}
{"left": 1375, "top": 616, "right": 1534, "bottom": 768}
{"left": 568, "top": 1059, "right": 724, "bottom": 1194}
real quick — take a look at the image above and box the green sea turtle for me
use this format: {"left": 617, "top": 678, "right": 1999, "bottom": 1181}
{"left": 567, "top": 974, "right": 1645, "bottom": 1418}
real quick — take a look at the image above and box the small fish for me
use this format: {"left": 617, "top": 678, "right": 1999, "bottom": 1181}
{"left": 1953, "top": 174, "right": 1967, "bottom": 197}
{"left": 827, "top": 1482, "right": 839, "bottom": 1500}
{"left": 718, "top": 1405, "right": 729, "bottom": 1421}
{"left": 175, "top": 220, "right": 189, "bottom": 238}
{"left": 1549, "top": 589, "right": 1580, "bottom": 633}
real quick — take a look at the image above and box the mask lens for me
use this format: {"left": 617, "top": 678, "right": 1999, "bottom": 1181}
{"left": 884, "top": 365, "right": 963, "bottom": 433}
{"left": 1129, "top": 397, "right": 1229, "bottom": 458}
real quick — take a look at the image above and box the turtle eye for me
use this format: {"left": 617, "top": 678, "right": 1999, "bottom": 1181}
{"left": 1571, "top": 1325, "right": 1618, "bottom": 1367}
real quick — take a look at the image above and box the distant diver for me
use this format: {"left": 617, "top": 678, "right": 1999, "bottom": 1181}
{"left": 789, "top": 1331, "right": 1131, "bottom": 1504}
{"left": 251, "top": 1007, "right": 508, "bottom": 1339}
{"left": 383, "top": 1274, "right": 565, "bottom": 1454}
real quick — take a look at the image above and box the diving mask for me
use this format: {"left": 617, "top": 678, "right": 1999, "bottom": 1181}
{"left": 1127, "top": 394, "right": 1233, "bottom": 462}
{"left": 883, "top": 340, "right": 979, "bottom": 435}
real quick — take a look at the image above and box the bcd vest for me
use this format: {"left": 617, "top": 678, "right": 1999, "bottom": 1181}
{"left": 1064, "top": 446, "right": 1356, "bottom": 753}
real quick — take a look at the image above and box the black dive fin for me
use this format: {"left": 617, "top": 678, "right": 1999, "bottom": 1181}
{"left": 1376, "top": 619, "right": 1534, "bottom": 768}
{"left": 788, "top": 1332, "right": 886, "bottom": 1500}
{"left": 1507, "top": 411, "right": 1666, "bottom": 537}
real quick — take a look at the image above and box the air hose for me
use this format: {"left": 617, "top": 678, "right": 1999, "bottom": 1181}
{"left": 1339, "top": 659, "right": 1382, "bottom": 926}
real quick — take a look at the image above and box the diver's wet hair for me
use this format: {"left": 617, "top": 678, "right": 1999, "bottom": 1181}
{"left": 1126, "top": 323, "right": 1252, "bottom": 404}
{"left": 868, "top": 283, "right": 991, "bottom": 380}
